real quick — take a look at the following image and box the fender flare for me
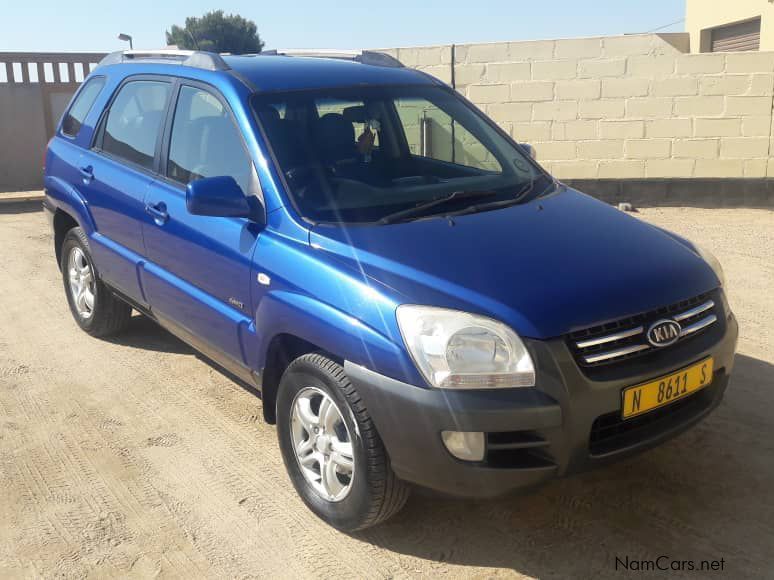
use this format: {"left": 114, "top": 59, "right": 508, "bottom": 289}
{"left": 249, "top": 290, "right": 418, "bottom": 423}
{"left": 253, "top": 290, "right": 406, "bottom": 374}
{"left": 45, "top": 175, "right": 96, "bottom": 235}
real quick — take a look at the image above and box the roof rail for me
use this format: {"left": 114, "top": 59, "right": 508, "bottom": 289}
{"left": 97, "top": 49, "right": 230, "bottom": 71}
{"left": 260, "top": 49, "right": 403, "bottom": 68}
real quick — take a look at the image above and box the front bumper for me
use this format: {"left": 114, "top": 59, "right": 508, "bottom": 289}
{"left": 346, "top": 304, "right": 738, "bottom": 498}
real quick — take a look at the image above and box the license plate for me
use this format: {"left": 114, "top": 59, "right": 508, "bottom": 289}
{"left": 621, "top": 357, "right": 714, "bottom": 420}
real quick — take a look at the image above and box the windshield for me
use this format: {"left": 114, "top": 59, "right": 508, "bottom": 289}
{"left": 252, "top": 85, "right": 547, "bottom": 224}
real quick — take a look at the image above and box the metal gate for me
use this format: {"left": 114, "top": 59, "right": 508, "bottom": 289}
{"left": 0, "top": 52, "right": 106, "bottom": 192}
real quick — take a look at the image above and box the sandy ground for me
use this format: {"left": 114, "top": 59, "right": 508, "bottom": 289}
{"left": 0, "top": 203, "right": 772, "bottom": 579}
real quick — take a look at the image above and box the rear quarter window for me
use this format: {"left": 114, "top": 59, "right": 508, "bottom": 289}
{"left": 61, "top": 77, "right": 105, "bottom": 137}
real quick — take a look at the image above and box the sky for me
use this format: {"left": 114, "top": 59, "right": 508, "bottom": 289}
{"left": 2, "top": 0, "right": 686, "bottom": 53}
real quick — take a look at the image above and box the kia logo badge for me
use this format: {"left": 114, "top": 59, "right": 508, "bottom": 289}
{"left": 647, "top": 319, "right": 681, "bottom": 347}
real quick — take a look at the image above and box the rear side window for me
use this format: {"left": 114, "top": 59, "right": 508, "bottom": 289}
{"left": 167, "top": 85, "right": 252, "bottom": 192}
{"left": 101, "top": 80, "right": 171, "bottom": 169}
{"left": 394, "top": 97, "right": 502, "bottom": 173}
{"left": 61, "top": 77, "right": 105, "bottom": 137}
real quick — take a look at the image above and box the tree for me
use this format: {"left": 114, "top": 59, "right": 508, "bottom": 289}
{"left": 166, "top": 10, "right": 264, "bottom": 54}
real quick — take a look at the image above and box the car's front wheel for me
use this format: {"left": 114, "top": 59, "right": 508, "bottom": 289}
{"left": 60, "top": 227, "right": 132, "bottom": 337}
{"left": 276, "top": 353, "right": 409, "bottom": 531}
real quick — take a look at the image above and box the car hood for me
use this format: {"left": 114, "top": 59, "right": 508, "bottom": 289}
{"left": 309, "top": 187, "right": 719, "bottom": 339}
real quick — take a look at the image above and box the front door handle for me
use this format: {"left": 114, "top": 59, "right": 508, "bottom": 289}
{"left": 79, "top": 165, "right": 94, "bottom": 183}
{"left": 145, "top": 202, "right": 169, "bottom": 225}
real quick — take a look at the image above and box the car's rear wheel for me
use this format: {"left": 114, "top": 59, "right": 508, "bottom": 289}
{"left": 61, "top": 227, "right": 132, "bottom": 337}
{"left": 276, "top": 353, "right": 409, "bottom": 531}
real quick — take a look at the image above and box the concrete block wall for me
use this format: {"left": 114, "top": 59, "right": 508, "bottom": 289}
{"left": 381, "top": 34, "right": 774, "bottom": 182}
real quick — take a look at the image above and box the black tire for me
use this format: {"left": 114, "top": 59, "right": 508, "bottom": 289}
{"left": 60, "top": 227, "right": 132, "bottom": 337}
{"left": 276, "top": 353, "right": 409, "bottom": 531}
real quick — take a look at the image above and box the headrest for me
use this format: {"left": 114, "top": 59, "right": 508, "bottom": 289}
{"left": 257, "top": 106, "right": 281, "bottom": 126}
{"left": 316, "top": 113, "right": 355, "bottom": 148}
{"left": 342, "top": 105, "right": 367, "bottom": 123}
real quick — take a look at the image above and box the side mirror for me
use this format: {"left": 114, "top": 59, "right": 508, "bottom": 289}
{"left": 186, "top": 176, "right": 253, "bottom": 218}
{"left": 519, "top": 143, "right": 536, "bottom": 159}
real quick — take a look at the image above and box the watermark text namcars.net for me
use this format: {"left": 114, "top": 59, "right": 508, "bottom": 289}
{"left": 615, "top": 556, "right": 725, "bottom": 573}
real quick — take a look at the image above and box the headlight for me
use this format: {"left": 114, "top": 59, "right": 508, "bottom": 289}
{"left": 396, "top": 305, "right": 535, "bottom": 389}
{"left": 693, "top": 244, "right": 725, "bottom": 287}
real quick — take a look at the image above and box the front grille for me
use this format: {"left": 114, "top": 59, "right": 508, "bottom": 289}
{"left": 589, "top": 383, "right": 716, "bottom": 455}
{"left": 568, "top": 292, "right": 718, "bottom": 368}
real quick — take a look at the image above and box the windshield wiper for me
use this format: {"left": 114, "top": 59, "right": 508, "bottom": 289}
{"left": 378, "top": 189, "right": 498, "bottom": 224}
{"left": 444, "top": 176, "right": 543, "bottom": 218}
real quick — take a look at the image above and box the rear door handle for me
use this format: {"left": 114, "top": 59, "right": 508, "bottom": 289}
{"left": 78, "top": 165, "right": 94, "bottom": 183}
{"left": 145, "top": 202, "right": 169, "bottom": 225}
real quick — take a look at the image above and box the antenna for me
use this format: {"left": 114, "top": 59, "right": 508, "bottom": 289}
{"left": 187, "top": 29, "right": 201, "bottom": 51}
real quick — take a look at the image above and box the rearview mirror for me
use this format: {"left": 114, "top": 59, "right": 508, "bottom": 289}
{"left": 519, "top": 143, "right": 536, "bottom": 159}
{"left": 186, "top": 176, "right": 253, "bottom": 219}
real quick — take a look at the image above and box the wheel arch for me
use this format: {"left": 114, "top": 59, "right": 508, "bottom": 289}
{"left": 45, "top": 175, "right": 97, "bottom": 233}
{"left": 252, "top": 290, "right": 413, "bottom": 424}
{"left": 259, "top": 333, "right": 340, "bottom": 424}
{"left": 53, "top": 209, "right": 80, "bottom": 268}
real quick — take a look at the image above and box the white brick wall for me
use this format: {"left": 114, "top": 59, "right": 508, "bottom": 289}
{"left": 385, "top": 33, "right": 774, "bottom": 179}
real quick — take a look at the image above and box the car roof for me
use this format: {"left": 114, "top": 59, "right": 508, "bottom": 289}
{"left": 223, "top": 54, "right": 438, "bottom": 92}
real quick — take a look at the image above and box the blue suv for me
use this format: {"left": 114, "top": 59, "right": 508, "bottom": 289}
{"left": 44, "top": 49, "right": 738, "bottom": 530}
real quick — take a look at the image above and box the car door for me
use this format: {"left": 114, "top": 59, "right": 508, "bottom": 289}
{"left": 82, "top": 77, "right": 173, "bottom": 305}
{"left": 140, "top": 81, "right": 261, "bottom": 370}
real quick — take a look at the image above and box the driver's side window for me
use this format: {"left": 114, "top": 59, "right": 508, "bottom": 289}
{"left": 166, "top": 85, "right": 253, "bottom": 194}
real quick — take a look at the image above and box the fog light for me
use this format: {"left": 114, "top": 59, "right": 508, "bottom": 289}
{"left": 441, "top": 431, "right": 485, "bottom": 461}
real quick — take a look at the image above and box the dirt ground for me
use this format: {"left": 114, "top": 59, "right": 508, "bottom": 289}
{"left": 0, "top": 203, "right": 772, "bottom": 579}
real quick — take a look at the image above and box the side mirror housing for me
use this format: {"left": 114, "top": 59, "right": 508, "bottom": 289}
{"left": 186, "top": 176, "right": 253, "bottom": 218}
{"left": 519, "top": 143, "right": 536, "bottom": 159}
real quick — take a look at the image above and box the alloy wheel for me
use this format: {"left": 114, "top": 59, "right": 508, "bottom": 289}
{"left": 290, "top": 386, "right": 355, "bottom": 502}
{"left": 68, "top": 247, "right": 95, "bottom": 319}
